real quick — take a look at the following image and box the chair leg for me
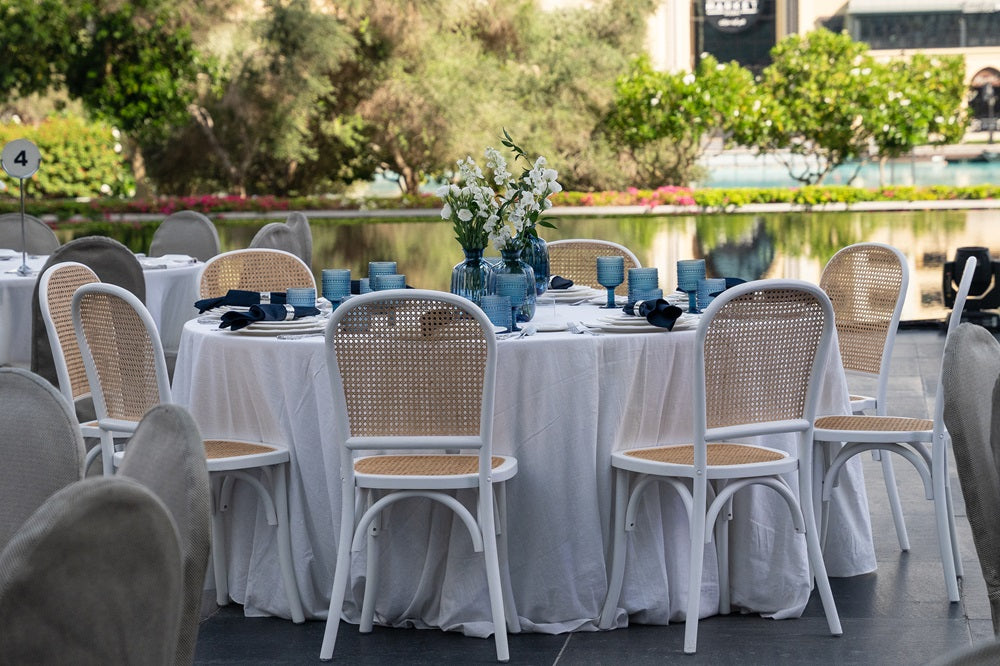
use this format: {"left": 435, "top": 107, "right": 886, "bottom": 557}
{"left": 495, "top": 482, "right": 521, "bottom": 633}
{"left": 933, "top": 441, "right": 960, "bottom": 602}
{"left": 880, "top": 453, "right": 910, "bottom": 551}
{"left": 359, "top": 492, "right": 380, "bottom": 633}
{"left": 598, "top": 468, "right": 630, "bottom": 629}
{"left": 273, "top": 465, "right": 305, "bottom": 623}
{"left": 480, "top": 487, "right": 510, "bottom": 662}
{"left": 320, "top": 479, "right": 359, "bottom": 661}
{"left": 714, "top": 483, "right": 731, "bottom": 616}
{"left": 211, "top": 477, "right": 229, "bottom": 608}
{"left": 683, "top": 476, "right": 708, "bottom": 654}
{"left": 99, "top": 431, "right": 115, "bottom": 476}
{"left": 945, "top": 479, "right": 964, "bottom": 579}
{"left": 799, "top": 460, "right": 843, "bottom": 637}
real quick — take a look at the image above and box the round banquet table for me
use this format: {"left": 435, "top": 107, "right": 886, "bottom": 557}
{"left": 0, "top": 251, "right": 201, "bottom": 368}
{"left": 170, "top": 296, "right": 876, "bottom": 634}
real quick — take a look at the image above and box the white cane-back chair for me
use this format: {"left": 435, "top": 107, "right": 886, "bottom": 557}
{"left": 320, "top": 289, "right": 518, "bottom": 662}
{"left": 199, "top": 248, "right": 315, "bottom": 299}
{"left": 547, "top": 239, "right": 641, "bottom": 296}
{"left": 820, "top": 242, "right": 911, "bottom": 549}
{"left": 597, "top": 280, "right": 841, "bottom": 654}
{"left": 71, "top": 282, "right": 305, "bottom": 624}
{"left": 814, "top": 255, "right": 978, "bottom": 603}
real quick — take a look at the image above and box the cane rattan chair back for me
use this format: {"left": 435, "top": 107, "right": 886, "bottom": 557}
{"left": 72, "top": 283, "right": 305, "bottom": 624}
{"left": 39, "top": 262, "right": 100, "bottom": 410}
{"left": 814, "top": 255, "right": 979, "bottom": 604}
{"left": 548, "top": 239, "right": 641, "bottom": 296}
{"left": 0, "top": 367, "right": 84, "bottom": 550}
{"left": 820, "top": 242, "right": 908, "bottom": 414}
{"left": 599, "top": 280, "right": 841, "bottom": 654}
{"left": 0, "top": 212, "right": 59, "bottom": 254}
{"left": 321, "top": 289, "right": 518, "bottom": 662}
{"left": 199, "top": 248, "right": 314, "bottom": 299}
{"left": 942, "top": 323, "right": 1000, "bottom": 634}
{"left": 0, "top": 477, "right": 182, "bottom": 663}
{"left": 149, "top": 209, "right": 220, "bottom": 262}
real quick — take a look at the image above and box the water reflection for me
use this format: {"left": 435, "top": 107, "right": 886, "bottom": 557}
{"left": 216, "top": 209, "right": 997, "bottom": 323}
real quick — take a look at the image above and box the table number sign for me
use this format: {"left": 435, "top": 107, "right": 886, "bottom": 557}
{"left": 1, "top": 139, "right": 41, "bottom": 276}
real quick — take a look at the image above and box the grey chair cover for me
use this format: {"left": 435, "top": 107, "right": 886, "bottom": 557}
{"left": 942, "top": 323, "right": 1000, "bottom": 633}
{"left": 0, "top": 477, "right": 182, "bottom": 665}
{"left": 149, "top": 210, "right": 221, "bottom": 262}
{"left": 30, "top": 236, "right": 146, "bottom": 397}
{"left": 249, "top": 211, "right": 312, "bottom": 267}
{"left": 0, "top": 368, "right": 84, "bottom": 549}
{"left": 119, "top": 404, "right": 211, "bottom": 666}
{"left": 0, "top": 212, "right": 60, "bottom": 254}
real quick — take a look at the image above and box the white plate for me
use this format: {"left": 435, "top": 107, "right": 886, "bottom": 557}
{"left": 230, "top": 326, "right": 326, "bottom": 337}
{"left": 244, "top": 316, "right": 326, "bottom": 330}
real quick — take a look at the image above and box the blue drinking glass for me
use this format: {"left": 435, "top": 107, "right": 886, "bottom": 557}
{"left": 627, "top": 267, "right": 658, "bottom": 304}
{"left": 321, "top": 269, "right": 351, "bottom": 301}
{"left": 697, "top": 277, "right": 727, "bottom": 311}
{"left": 596, "top": 256, "right": 625, "bottom": 309}
{"left": 482, "top": 294, "right": 512, "bottom": 333}
{"left": 373, "top": 274, "right": 406, "bottom": 291}
{"left": 676, "top": 259, "right": 706, "bottom": 313}
{"left": 368, "top": 261, "right": 397, "bottom": 288}
{"left": 494, "top": 273, "right": 526, "bottom": 332}
{"left": 286, "top": 287, "right": 316, "bottom": 308}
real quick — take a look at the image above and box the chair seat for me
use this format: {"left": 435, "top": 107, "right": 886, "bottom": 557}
{"left": 204, "top": 439, "right": 290, "bottom": 471}
{"left": 354, "top": 454, "right": 518, "bottom": 489}
{"left": 814, "top": 414, "right": 934, "bottom": 443}
{"left": 612, "top": 442, "right": 796, "bottom": 478}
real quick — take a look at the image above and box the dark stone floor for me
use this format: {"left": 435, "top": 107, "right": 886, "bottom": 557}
{"left": 194, "top": 328, "right": 998, "bottom": 665}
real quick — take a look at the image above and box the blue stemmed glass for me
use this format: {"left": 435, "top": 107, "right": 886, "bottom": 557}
{"left": 482, "top": 294, "right": 512, "bottom": 333}
{"left": 676, "top": 259, "right": 706, "bottom": 314}
{"left": 596, "top": 256, "right": 625, "bottom": 309}
{"left": 627, "top": 267, "right": 658, "bottom": 304}
{"left": 494, "top": 273, "right": 526, "bottom": 332}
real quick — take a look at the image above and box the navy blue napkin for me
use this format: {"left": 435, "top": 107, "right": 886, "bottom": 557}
{"left": 549, "top": 276, "right": 574, "bottom": 289}
{"left": 195, "top": 289, "right": 286, "bottom": 313}
{"left": 218, "top": 304, "right": 320, "bottom": 331}
{"left": 623, "top": 298, "right": 683, "bottom": 329}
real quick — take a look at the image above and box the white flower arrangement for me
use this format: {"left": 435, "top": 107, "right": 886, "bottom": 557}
{"left": 438, "top": 130, "right": 561, "bottom": 253}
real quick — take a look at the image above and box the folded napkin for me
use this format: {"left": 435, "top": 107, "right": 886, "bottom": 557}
{"left": 549, "top": 275, "right": 574, "bottom": 290}
{"left": 218, "top": 304, "right": 320, "bottom": 331}
{"left": 623, "top": 298, "right": 684, "bottom": 329}
{"left": 195, "top": 289, "right": 287, "bottom": 313}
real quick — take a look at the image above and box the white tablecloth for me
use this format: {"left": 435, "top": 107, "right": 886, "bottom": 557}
{"left": 0, "top": 251, "right": 201, "bottom": 367}
{"left": 170, "top": 300, "right": 876, "bottom": 633}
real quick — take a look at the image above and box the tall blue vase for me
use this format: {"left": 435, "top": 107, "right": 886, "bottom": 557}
{"left": 490, "top": 248, "right": 536, "bottom": 322}
{"left": 522, "top": 234, "right": 549, "bottom": 296}
{"left": 450, "top": 248, "right": 493, "bottom": 307}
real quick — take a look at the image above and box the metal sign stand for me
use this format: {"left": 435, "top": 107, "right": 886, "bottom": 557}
{"left": 1, "top": 139, "right": 42, "bottom": 276}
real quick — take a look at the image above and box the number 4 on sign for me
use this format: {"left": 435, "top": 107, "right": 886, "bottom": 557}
{"left": 1, "top": 139, "right": 41, "bottom": 179}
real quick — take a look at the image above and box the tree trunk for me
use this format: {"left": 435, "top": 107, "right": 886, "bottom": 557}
{"left": 128, "top": 139, "right": 153, "bottom": 199}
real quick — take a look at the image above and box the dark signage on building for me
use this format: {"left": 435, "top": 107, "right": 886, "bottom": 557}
{"left": 704, "top": 0, "right": 760, "bottom": 33}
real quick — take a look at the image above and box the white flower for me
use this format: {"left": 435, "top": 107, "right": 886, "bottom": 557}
{"left": 435, "top": 185, "right": 449, "bottom": 197}
{"left": 440, "top": 203, "right": 452, "bottom": 219}
{"left": 457, "top": 208, "right": 473, "bottom": 222}
{"left": 683, "top": 73, "right": 695, "bottom": 85}
{"left": 100, "top": 183, "right": 112, "bottom": 195}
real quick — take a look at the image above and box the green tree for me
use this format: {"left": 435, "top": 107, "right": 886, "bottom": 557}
{"left": 733, "top": 29, "right": 880, "bottom": 186}
{"left": 866, "top": 54, "right": 967, "bottom": 185}
{"left": 603, "top": 53, "right": 756, "bottom": 187}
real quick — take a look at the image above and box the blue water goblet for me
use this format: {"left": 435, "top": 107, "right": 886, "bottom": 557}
{"left": 676, "top": 259, "right": 706, "bottom": 313}
{"left": 494, "top": 273, "right": 526, "bottom": 332}
{"left": 373, "top": 273, "right": 406, "bottom": 291}
{"left": 596, "top": 256, "right": 625, "bottom": 309}
{"left": 368, "top": 261, "right": 397, "bottom": 288}
{"left": 321, "top": 268, "right": 351, "bottom": 301}
{"left": 697, "top": 277, "right": 727, "bottom": 311}
{"left": 482, "top": 294, "right": 512, "bottom": 333}
{"left": 627, "top": 267, "right": 658, "bottom": 304}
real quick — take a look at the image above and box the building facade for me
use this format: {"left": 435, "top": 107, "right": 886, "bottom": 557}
{"left": 638, "top": 0, "right": 1000, "bottom": 128}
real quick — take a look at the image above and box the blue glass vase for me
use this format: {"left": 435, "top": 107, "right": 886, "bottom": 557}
{"left": 490, "top": 247, "right": 536, "bottom": 322}
{"left": 450, "top": 248, "right": 493, "bottom": 307}
{"left": 522, "top": 234, "right": 549, "bottom": 296}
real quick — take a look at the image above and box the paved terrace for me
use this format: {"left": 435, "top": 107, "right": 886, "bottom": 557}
{"left": 194, "top": 325, "right": 1000, "bottom": 665}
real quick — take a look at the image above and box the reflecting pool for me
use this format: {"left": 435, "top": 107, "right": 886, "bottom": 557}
{"left": 206, "top": 209, "right": 997, "bottom": 323}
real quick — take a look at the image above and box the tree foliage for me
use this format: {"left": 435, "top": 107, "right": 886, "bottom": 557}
{"left": 603, "top": 54, "right": 755, "bottom": 187}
